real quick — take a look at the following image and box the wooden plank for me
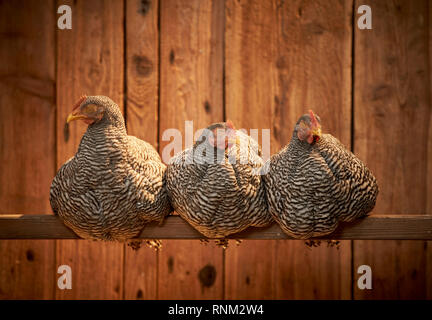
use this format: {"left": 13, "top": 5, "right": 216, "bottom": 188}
{"left": 224, "top": 0, "right": 353, "bottom": 299}
{"left": 158, "top": 0, "right": 224, "bottom": 299}
{"left": 125, "top": 0, "right": 159, "bottom": 145}
{"left": 56, "top": 240, "right": 124, "bottom": 299}
{"left": 0, "top": 0, "right": 55, "bottom": 299}
{"left": 428, "top": 240, "right": 432, "bottom": 299}
{"left": 354, "top": 0, "right": 429, "bottom": 299}
{"left": 427, "top": 1, "right": 432, "bottom": 301}
{"left": 0, "top": 215, "right": 76, "bottom": 239}
{"left": 0, "top": 240, "right": 55, "bottom": 299}
{"left": 273, "top": 240, "right": 351, "bottom": 299}
{"left": 123, "top": 0, "right": 159, "bottom": 300}
{"left": 354, "top": 240, "right": 426, "bottom": 299}
{"left": 224, "top": 241, "right": 276, "bottom": 299}
{"left": 124, "top": 247, "right": 157, "bottom": 300}
{"left": 225, "top": 240, "right": 352, "bottom": 300}
{"left": 55, "top": 0, "right": 124, "bottom": 299}
{"left": 2, "top": 215, "right": 431, "bottom": 240}
{"left": 158, "top": 240, "right": 224, "bottom": 299}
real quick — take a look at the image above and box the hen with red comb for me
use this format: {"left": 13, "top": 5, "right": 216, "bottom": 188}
{"left": 166, "top": 121, "right": 273, "bottom": 239}
{"left": 50, "top": 95, "right": 172, "bottom": 243}
{"left": 263, "top": 110, "right": 378, "bottom": 238}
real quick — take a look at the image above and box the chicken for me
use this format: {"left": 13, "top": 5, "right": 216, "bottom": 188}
{"left": 50, "top": 95, "right": 171, "bottom": 242}
{"left": 263, "top": 110, "right": 378, "bottom": 239}
{"left": 166, "top": 121, "right": 273, "bottom": 239}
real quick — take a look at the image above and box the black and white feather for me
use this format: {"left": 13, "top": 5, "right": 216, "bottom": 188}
{"left": 263, "top": 111, "right": 378, "bottom": 239}
{"left": 166, "top": 122, "right": 273, "bottom": 238}
{"left": 50, "top": 95, "right": 171, "bottom": 241}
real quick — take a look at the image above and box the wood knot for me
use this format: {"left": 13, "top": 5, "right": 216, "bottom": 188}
{"left": 275, "top": 56, "right": 287, "bottom": 69}
{"left": 297, "top": 6, "right": 303, "bottom": 17}
{"left": 167, "top": 256, "right": 174, "bottom": 273}
{"left": 204, "top": 100, "right": 211, "bottom": 113}
{"left": 133, "top": 55, "right": 153, "bottom": 77}
{"left": 371, "top": 84, "right": 391, "bottom": 101}
{"left": 198, "top": 264, "right": 216, "bottom": 288}
{"left": 169, "top": 50, "right": 175, "bottom": 64}
{"left": 305, "top": 22, "right": 325, "bottom": 35}
{"left": 139, "top": 0, "right": 151, "bottom": 15}
{"left": 26, "top": 249, "right": 35, "bottom": 262}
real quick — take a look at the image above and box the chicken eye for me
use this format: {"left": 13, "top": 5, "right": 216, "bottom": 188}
{"left": 83, "top": 104, "right": 98, "bottom": 114}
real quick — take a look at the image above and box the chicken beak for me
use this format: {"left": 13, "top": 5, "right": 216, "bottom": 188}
{"left": 311, "top": 127, "right": 322, "bottom": 138}
{"left": 67, "top": 111, "right": 88, "bottom": 123}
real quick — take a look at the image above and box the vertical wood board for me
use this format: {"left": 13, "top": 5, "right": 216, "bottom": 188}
{"left": 158, "top": 0, "right": 225, "bottom": 299}
{"left": 224, "top": 0, "right": 353, "bottom": 299}
{"left": 353, "top": 0, "right": 429, "bottom": 299}
{"left": 0, "top": 0, "right": 56, "bottom": 299}
{"left": 55, "top": 0, "right": 125, "bottom": 300}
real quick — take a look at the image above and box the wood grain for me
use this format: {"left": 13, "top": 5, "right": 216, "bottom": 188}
{"left": 125, "top": 0, "right": 159, "bottom": 145}
{"left": 158, "top": 240, "right": 224, "bottom": 299}
{"left": 354, "top": 240, "right": 426, "bottom": 299}
{"left": 1, "top": 215, "right": 431, "bottom": 240}
{"left": 354, "top": 0, "right": 430, "bottom": 299}
{"left": 0, "top": 240, "right": 54, "bottom": 299}
{"left": 56, "top": 240, "right": 124, "bottom": 299}
{"left": 0, "top": 0, "right": 55, "bottom": 299}
{"left": 0, "top": 0, "right": 430, "bottom": 300}
{"left": 124, "top": 246, "right": 157, "bottom": 300}
{"left": 428, "top": 240, "right": 432, "bottom": 299}
{"left": 158, "top": 0, "right": 224, "bottom": 299}
{"left": 273, "top": 240, "right": 351, "bottom": 299}
{"left": 55, "top": 0, "right": 125, "bottom": 299}
{"left": 427, "top": 0, "right": 432, "bottom": 301}
{"left": 224, "top": 0, "right": 353, "bottom": 299}
{"left": 123, "top": 0, "right": 159, "bottom": 300}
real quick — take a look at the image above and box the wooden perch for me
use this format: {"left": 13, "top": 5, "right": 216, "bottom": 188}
{"left": 0, "top": 214, "right": 431, "bottom": 240}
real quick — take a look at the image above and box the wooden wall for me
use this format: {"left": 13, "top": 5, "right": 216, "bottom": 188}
{"left": 0, "top": 0, "right": 430, "bottom": 299}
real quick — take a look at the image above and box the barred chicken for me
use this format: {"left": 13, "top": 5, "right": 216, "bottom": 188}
{"left": 263, "top": 110, "right": 378, "bottom": 239}
{"left": 166, "top": 121, "right": 273, "bottom": 238}
{"left": 50, "top": 95, "right": 171, "bottom": 241}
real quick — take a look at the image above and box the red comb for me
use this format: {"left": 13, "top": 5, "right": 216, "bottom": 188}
{"left": 308, "top": 109, "right": 319, "bottom": 127}
{"left": 72, "top": 95, "right": 87, "bottom": 111}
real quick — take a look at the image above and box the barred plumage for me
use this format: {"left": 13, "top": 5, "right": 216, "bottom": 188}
{"left": 263, "top": 111, "right": 378, "bottom": 239}
{"left": 166, "top": 121, "right": 273, "bottom": 238}
{"left": 50, "top": 95, "right": 171, "bottom": 241}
